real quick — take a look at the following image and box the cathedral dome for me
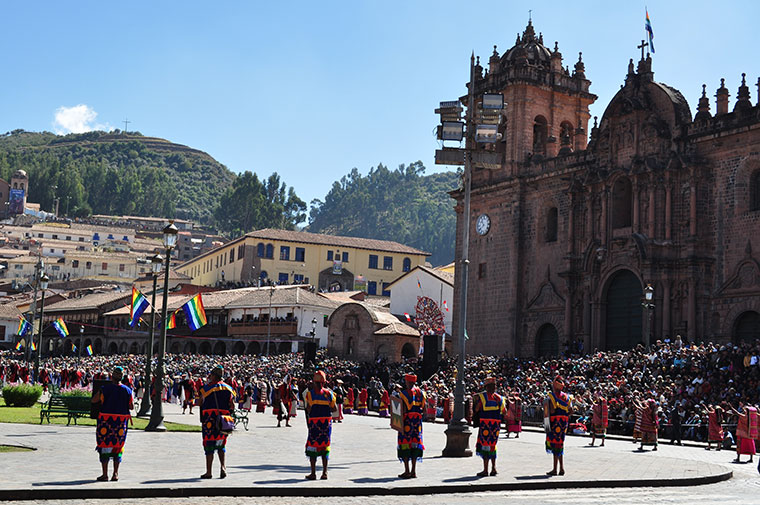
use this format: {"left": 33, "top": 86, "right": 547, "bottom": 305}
{"left": 501, "top": 20, "right": 552, "bottom": 67}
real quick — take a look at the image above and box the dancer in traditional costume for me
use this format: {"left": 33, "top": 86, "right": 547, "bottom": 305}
{"left": 255, "top": 380, "right": 267, "bottom": 413}
{"left": 505, "top": 389, "right": 522, "bottom": 438}
{"left": 731, "top": 404, "right": 758, "bottom": 463}
{"left": 636, "top": 398, "right": 659, "bottom": 451}
{"left": 397, "top": 373, "right": 425, "bottom": 479}
{"left": 357, "top": 387, "right": 369, "bottom": 415}
{"left": 706, "top": 405, "right": 724, "bottom": 451}
{"left": 378, "top": 387, "right": 390, "bottom": 417}
{"left": 473, "top": 377, "right": 506, "bottom": 476}
{"left": 425, "top": 392, "right": 437, "bottom": 422}
{"left": 589, "top": 393, "right": 608, "bottom": 447}
{"left": 343, "top": 387, "right": 354, "bottom": 415}
{"left": 276, "top": 377, "right": 295, "bottom": 427}
{"left": 304, "top": 371, "right": 336, "bottom": 480}
{"left": 93, "top": 366, "right": 133, "bottom": 482}
{"left": 544, "top": 375, "right": 572, "bottom": 476}
{"left": 199, "top": 365, "right": 235, "bottom": 479}
{"left": 632, "top": 398, "right": 643, "bottom": 444}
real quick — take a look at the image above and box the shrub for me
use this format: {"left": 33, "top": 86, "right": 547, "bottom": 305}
{"left": 60, "top": 387, "right": 91, "bottom": 398}
{"left": 2, "top": 384, "right": 43, "bottom": 407}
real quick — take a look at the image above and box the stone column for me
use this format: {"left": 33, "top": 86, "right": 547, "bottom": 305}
{"left": 687, "top": 279, "right": 696, "bottom": 342}
{"left": 665, "top": 181, "right": 672, "bottom": 241}
{"left": 689, "top": 180, "right": 697, "bottom": 237}
{"left": 662, "top": 280, "right": 670, "bottom": 340}
{"left": 648, "top": 181, "right": 656, "bottom": 238}
{"left": 632, "top": 180, "right": 640, "bottom": 232}
{"left": 567, "top": 198, "right": 575, "bottom": 255}
{"left": 601, "top": 188, "right": 608, "bottom": 244}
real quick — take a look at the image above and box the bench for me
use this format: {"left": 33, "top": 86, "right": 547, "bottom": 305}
{"left": 40, "top": 394, "right": 92, "bottom": 425}
{"left": 233, "top": 409, "right": 250, "bottom": 431}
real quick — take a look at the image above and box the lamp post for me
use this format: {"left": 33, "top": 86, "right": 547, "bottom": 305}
{"left": 311, "top": 317, "right": 317, "bottom": 342}
{"left": 266, "top": 284, "right": 274, "bottom": 356}
{"left": 77, "top": 325, "right": 84, "bottom": 364}
{"left": 642, "top": 283, "right": 655, "bottom": 348}
{"left": 137, "top": 253, "right": 163, "bottom": 418}
{"left": 33, "top": 272, "right": 49, "bottom": 383}
{"left": 145, "top": 222, "right": 178, "bottom": 431}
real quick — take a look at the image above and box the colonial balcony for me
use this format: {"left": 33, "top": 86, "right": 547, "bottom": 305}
{"left": 228, "top": 320, "right": 298, "bottom": 336}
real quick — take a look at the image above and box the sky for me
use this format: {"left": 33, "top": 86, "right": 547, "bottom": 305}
{"left": 1, "top": 1, "right": 758, "bottom": 214}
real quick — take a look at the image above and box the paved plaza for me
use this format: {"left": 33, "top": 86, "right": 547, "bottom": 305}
{"left": 0, "top": 402, "right": 742, "bottom": 503}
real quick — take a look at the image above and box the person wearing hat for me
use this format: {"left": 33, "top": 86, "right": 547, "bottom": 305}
{"left": 397, "top": 373, "right": 426, "bottom": 479}
{"left": 92, "top": 366, "right": 133, "bottom": 482}
{"left": 473, "top": 377, "right": 506, "bottom": 477}
{"left": 303, "top": 370, "right": 337, "bottom": 480}
{"left": 544, "top": 375, "right": 572, "bottom": 476}
{"left": 198, "top": 365, "right": 235, "bottom": 479}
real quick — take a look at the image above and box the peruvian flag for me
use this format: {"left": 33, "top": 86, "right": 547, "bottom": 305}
{"left": 404, "top": 313, "right": 411, "bottom": 322}
{"left": 443, "top": 300, "right": 449, "bottom": 312}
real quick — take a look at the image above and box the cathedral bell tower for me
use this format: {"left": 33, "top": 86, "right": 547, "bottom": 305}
{"left": 472, "top": 20, "right": 596, "bottom": 175}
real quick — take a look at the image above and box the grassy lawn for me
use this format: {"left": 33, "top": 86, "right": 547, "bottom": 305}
{"left": 0, "top": 444, "right": 33, "bottom": 453}
{"left": 0, "top": 399, "right": 199, "bottom": 432}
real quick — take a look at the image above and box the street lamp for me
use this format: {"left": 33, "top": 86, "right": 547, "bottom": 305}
{"left": 146, "top": 222, "right": 178, "bottom": 431}
{"left": 137, "top": 253, "right": 163, "bottom": 418}
{"left": 77, "top": 325, "right": 84, "bottom": 364}
{"left": 311, "top": 317, "right": 317, "bottom": 343}
{"left": 33, "top": 272, "right": 49, "bottom": 383}
{"left": 266, "top": 284, "right": 274, "bottom": 356}
{"left": 642, "top": 283, "right": 655, "bottom": 347}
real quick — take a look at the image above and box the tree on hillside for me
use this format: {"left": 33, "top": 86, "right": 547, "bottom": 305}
{"left": 213, "top": 171, "right": 306, "bottom": 236}
{"left": 308, "top": 162, "right": 459, "bottom": 266}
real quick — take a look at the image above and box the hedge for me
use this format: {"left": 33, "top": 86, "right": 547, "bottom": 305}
{"left": 2, "top": 384, "right": 43, "bottom": 407}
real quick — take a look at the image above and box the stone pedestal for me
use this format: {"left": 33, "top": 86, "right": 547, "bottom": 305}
{"left": 442, "top": 421, "right": 473, "bottom": 457}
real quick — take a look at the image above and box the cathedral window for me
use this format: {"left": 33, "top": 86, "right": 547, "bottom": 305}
{"left": 545, "top": 207, "right": 558, "bottom": 242}
{"left": 559, "top": 121, "right": 574, "bottom": 149}
{"left": 750, "top": 170, "right": 760, "bottom": 211}
{"left": 533, "top": 116, "right": 548, "bottom": 156}
{"left": 611, "top": 177, "right": 633, "bottom": 229}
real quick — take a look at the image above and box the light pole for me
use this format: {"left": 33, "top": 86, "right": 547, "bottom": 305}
{"left": 77, "top": 325, "right": 84, "bottom": 364}
{"left": 642, "top": 283, "right": 654, "bottom": 347}
{"left": 33, "top": 272, "right": 49, "bottom": 383}
{"left": 266, "top": 284, "right": 274, "bottom": 356}
{"left": 311, "top": 317, "right": 317, "bottom": 343}
{"left": 25, "top": 255, "right": 44, "bottom": 364}
{"left": 145, "top": 222, "right": 178, "bottom": 431}
{"left": 137, "top": 253, "right": 163, "bottom": 418}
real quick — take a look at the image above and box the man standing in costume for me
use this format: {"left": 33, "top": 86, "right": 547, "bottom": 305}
{"left": 378, "top": 386, "right": 390, "bottom": 417}
{"left": 504, "top": 388, "right": 522, "bottom": 439}
{"left": 635, "top": 398, "right": 658, "bottom": 451}
{"left": 731, "top": 403, "right": 758, "bottom": 463}
{"left": 473, "top": 377, "right": 505, "bottom": 476}
{"left": 357, "top": 386, "right": 369, "bottom": 415}
{"left": 397, "top": 373, "right": 425, "bottom": 479}
{"left": 589, "top": 392, "right": 608, "bottom": 447}
{"left": 304, "top": 371, "right": 336, "bottom": 480}
{"left": 93, "top": 366, "right": 133, "bottom": 482}
{"left": 706, "top": 404, "right": 724, "bottom": 451}
{"left": 199, "top": 365, "right": 235, "bottom": 479}
{"left": 544, "top": 375, "right": 572, "bottom": 476}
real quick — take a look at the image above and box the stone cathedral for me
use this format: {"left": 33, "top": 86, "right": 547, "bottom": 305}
{"left": 451, "top": 20, "right": 760, "bottom": 357}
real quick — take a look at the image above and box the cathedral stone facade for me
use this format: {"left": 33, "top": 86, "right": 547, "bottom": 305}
{"left": 452, "top": 21, "right": 760, "bottom": 357}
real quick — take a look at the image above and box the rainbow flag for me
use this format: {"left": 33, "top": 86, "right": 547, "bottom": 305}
{"left": 85, "top": 345, "right": 93, "bottom": 356}
{"left": 166, "top": 310, "right": 178, "bottom": 330}
{"left": 71, "top": 343, "right": 77, "bottom": 353}
{"left": 645, "top": 9, "right": 655, "bottom": 53}
{"left": 129, "top": 287, "right": 150, "bottom": 328}
{"left": 14, "top": 339, "right": 24, "bottom": 351}
{"left": 181, "top": 293, "right": 207, "bottom": 331}
{"left": 52, "top": 317, "right": 69, "bottom": 338}
{"left": 17, "top": 317, "right": 30, "bottom": 336}
{"left": 30, "top": 340, "right": 37, "bottom": 351}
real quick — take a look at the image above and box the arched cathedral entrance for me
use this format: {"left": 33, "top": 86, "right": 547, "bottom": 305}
{"left": 604, "top": 270, "right": 643, "bottom": 351}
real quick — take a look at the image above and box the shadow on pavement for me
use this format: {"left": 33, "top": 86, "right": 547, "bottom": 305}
{"left": 141, "top": 478, "right": 204, "bottom": 484}
{"left": 441, "top": 475, "right": 483, "bottom": 483}
{"left": 351, "top": 476, "right": 401, "bottom": 484}
{"left": 253, "top": 478, "right": 311, "bottom": 484}
{"left": 32, "top": 480, "right": 97, "bottom": 486}
{"left": 514, "top": 475, "right": 552, "bottom": 480}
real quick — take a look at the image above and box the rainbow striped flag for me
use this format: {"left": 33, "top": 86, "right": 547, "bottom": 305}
{"left": 52, "top": 317, "right": 69, "bottom": 338}
{"left": 17, "top": 317, "right": 30, "bottom": 336}
{"left": 30, "top": 340, "right": 37, "bottom": 351}
{"left": 129, "top": 287, "right": 150, "bottom": 328}
{"left": 14, "top": 339, "right": 24, "bottom": 351}
{"left": 645, "top": 9, "right": 655, "bottom": 53}
{"left": 181, "top": 293, "right": 207, "bottom": 331}
{"left": 85, "top": 345, "right": 93, "bottom": 356}
{"left": 166, "top": 309, "right": 178, "bottom": 330}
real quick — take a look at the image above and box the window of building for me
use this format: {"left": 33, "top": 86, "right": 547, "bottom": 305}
{"left": 51, "top": 265, "right": 60, "bottom": 271}
{"left": 295, "top": 247, "right": 305, "bottom": 262}
{"left": 533, "top": 115, "right": 548, "bottom": 156}
{"left": 37, "top": 233, "right": 43, "bottom": 238}
{"left": 238, "top": 244, "right": 245, "bottom": 259}
{"left": 266, "top": 243, "right": 274, "bottom": 259}
{"left": 72, "top": 260, "right": 79, "bottom": 268}
{"left": 229, "top": 249, "right": 235, "bottom": 263}
{"left": 341, "top": 251, "right": 348, "bottom": 262}
{"left": 14, "top": 264, "right": 22, "bottom": 270}
{"left": 369, "top": 255, "right": 378, "bottom": 269}
{"left": 611, "top": 177, "right": 633, "bottom": 229}
{"left": 478, "top": 262, "right": 487, "bottom": 279}
{"left": 327, "top": 250, "right": 334, "bottom": 261}
{"left": 119, "top": 264, "right": 125, "bottom": 272}
{"left": 545, "top": 207, "right": 558, "bottom": 242}
{"left": 49, "top": 248, "right": 54, "bottom": 253}
{"left": 257, "top": 242, "right": 265, "bottom": 257}
{"left": 382, "top": 282, "right": 391, "bottom": 297}
{"left": 751, "top": 170, "right": 760, "bottom": 211}
{"left": 383, "top": 256, "right": 393, "bottom": 270}
{"left": 280, "top": 246, "right": 290, "bottom": 261}
{"left": 367, "top": 281, "right": 377, "bottom": 295}
{"left": 66, "top": 236, "right": 71, "bottom": 241}
{"left": 345, "top": 316, "right": 358, "bottom": 330}
{"left": 86, "top": 261, "right": 92, "bottom": 269}
{"left": 79, "top": 237, "right": 84, "bottom": 242}
{"left": 402, "top": 258, "right": 411, "bottom": 272}
{"left": 293, "top": 273, "right": 304, "bottom": 283}
{"left": 102, "top": 262, "right": 108, "bottom": 271}
{"left": 278, "top": 272, "right": 289, "bottom": 284}
{"left": 52, "top": 234, "right": 58, "bottom": 240}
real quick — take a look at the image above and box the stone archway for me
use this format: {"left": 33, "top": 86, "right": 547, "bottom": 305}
{"left": 536, "top": 323, "right": 559, "bottom": 357}
{"left": 247, "top": 342, "right": 261, "bottom": 355}
{"left": 401, "top": 343, "right": 416, "bottom": 360}
{"left": 604, "top": 269, "right": 643, "bottom": 351}
{"left": 129, "top": 342, "right": 139, "bottom": 355}
{"left": 733, "top": 311, "right": 760, "bottom": 343}
{"left": 107, "top": 342, "right": 118, "bottom": 355}
{"left": 232, "top": 341, "right": 245, "bottom": 355}
{"left": 199, "top": 341, "right": 212, "bottom": 355}
{"left": 184, "top": 341, "right": 197, "bottom": 354}
{"left": 213, "top": 341, "right": 226, "bottom": 355}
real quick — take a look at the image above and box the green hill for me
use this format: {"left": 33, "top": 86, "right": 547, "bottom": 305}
{"left": 0, "top": 129, "right": 236, "bottom": 223}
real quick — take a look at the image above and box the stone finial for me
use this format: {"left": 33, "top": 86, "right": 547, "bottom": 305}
{"left": 695, "top": 83, "right": 712, "bottom": 121}
{"left": 538, "top": 32, "right": 544, "bottom": 45}
{"left": 735, "top": 72, "right": 752, "bottom": 114}
{"left": 716, "top": 78, "right": 730, "bottom": 115}
{"left": 574, "top": 52, "right": 585, "bottom": 78}
{"left": 492, "top": 45, "right": 498, "bottom": 56}
{"left": 553, "top": 41, "right": 559, "bottom": 52}
{"left": 628, "top": 58, "right": 635, "bottom": 75}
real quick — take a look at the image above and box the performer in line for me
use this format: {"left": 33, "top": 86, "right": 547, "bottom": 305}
{"left": 473, "top": 377, "right": 506, "bottom": 476}
{"left": 632, "top": 395, "right": 643, "bottom": 445}
{"left": 378, "top": 387, "right": 390, "bottom": 417}
{"left": 504, "top": 388, "right": 522, "bottom": 439}
{"left": 357, "top": 387, "right": 369, "bottom": 415}
{"left": 343, "top": 386, "right": 354, "bottom": 415}
{"left": 589, "top": 392, "right": 608, "bottom": 447}
{"left": 397, "top": 373, "right": 426, "bottom": 479}
{"left": 544, "top": 375, "right": 572, "bottom": 476}
{"left": 93, "top": 366, "right": 133, "bottom": 482}
{"left": 199, "top": 366, "right": 235, "bottom": 479}
{"left": 706, "top": 404, "right": 724, "bottom": 451}
{"left": 304, "top": 371, "right": 336, "bottom": 480}
{"left": 276, "top": 376, "right": 295, "bottom": 427}
{"left": 635, "top": 398, "right": 659, "bottom": 451}
{"left": 731, "top": 403, "right": 758, "bottom": 463}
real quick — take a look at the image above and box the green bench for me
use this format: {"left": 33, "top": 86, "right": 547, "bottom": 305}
{"left": 40, "top": 394, "right": 92, "bottom": 425}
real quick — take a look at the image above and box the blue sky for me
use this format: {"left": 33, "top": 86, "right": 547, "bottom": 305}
{"left": 1, "top": 1, "right": 757, "bottom": 214}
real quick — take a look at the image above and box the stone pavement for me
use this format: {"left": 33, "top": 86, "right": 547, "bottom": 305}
{"left": 0, "top": 402, "right": 733, "bottom": 500}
